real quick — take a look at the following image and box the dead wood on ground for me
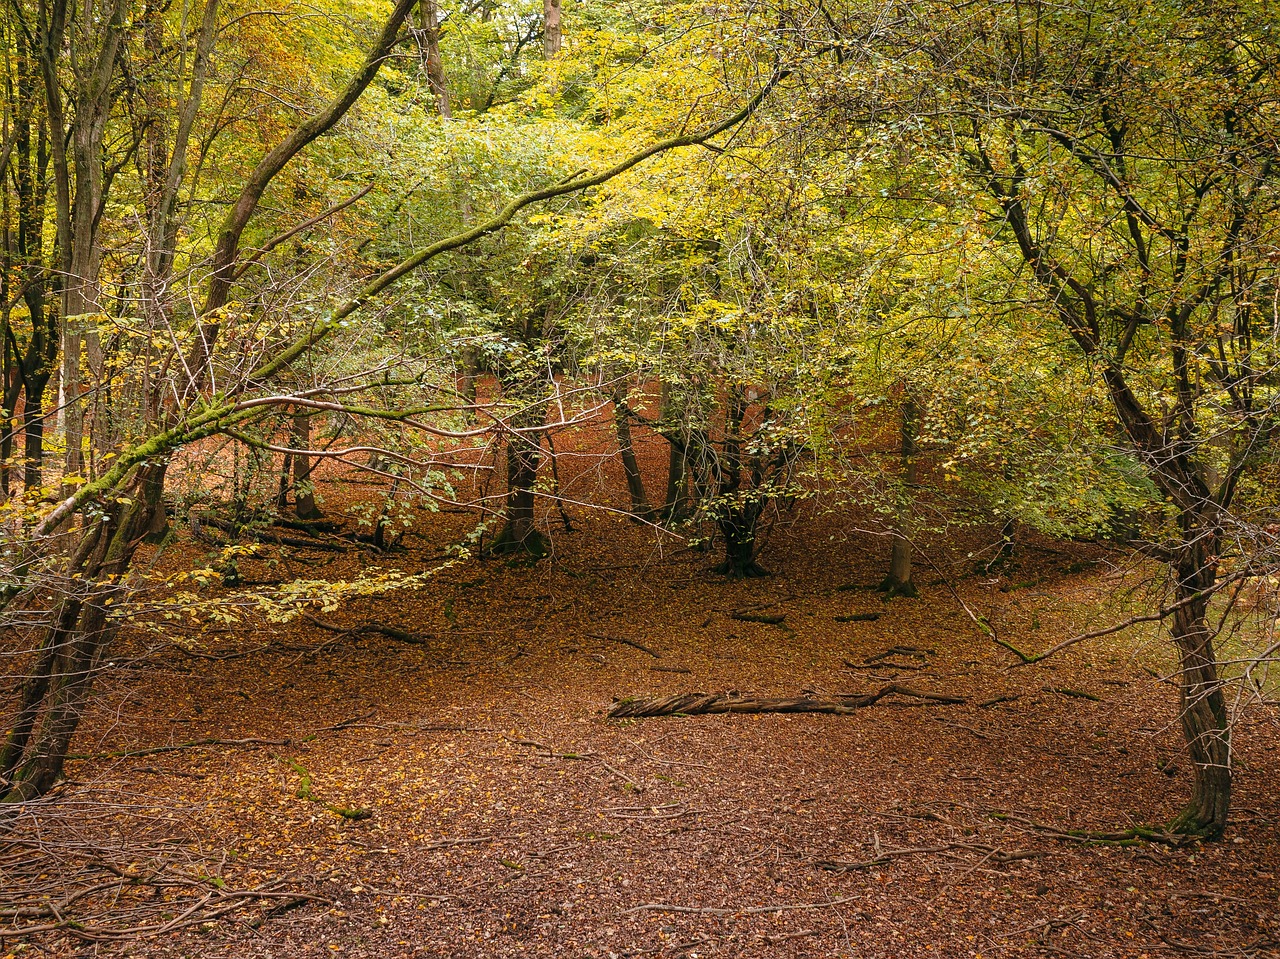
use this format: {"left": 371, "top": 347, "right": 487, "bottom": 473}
{"left": 607, "top": 685, "right": 966, "bottom": 718}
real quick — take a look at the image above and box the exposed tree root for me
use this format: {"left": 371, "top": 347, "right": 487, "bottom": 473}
{"left": 607, "top": 685, "right": 966, "bottom": 718}
{"left": 991, "top": 811, "right": 1192, "bottom": 847}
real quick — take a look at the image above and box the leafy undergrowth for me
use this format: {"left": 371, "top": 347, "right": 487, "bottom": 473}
{"left": 7, "top": 481, "right": 1279, "bottom": 958}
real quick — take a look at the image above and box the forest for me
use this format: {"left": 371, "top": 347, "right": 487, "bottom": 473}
{"left": 0, "top": 0, "right": 1278, "bottom": 954}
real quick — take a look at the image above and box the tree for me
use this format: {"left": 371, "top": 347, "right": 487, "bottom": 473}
{"left": 918, "top": 0, "right": 1280, "bottom": 837}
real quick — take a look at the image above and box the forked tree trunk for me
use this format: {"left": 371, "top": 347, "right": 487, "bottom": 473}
{"left": 879, "top": 397, "right": 918, "bottom": 598}
{"left": 1167, "top": 522, "right": 1231, "bottom": 838}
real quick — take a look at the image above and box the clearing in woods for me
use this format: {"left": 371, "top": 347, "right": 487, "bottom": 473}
{"left": 3, "top": 439, "right": 1278, "bottom": 958}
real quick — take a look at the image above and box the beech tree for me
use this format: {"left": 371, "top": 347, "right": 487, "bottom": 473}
{"left": 917, "top": 0, "right": 1280, "bottom": 837}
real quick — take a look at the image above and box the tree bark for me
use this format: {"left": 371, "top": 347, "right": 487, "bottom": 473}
{"left": 543, "top": 0, "right": 561, "bottom": 58}
{"left": 291, "top": 408, "right": 323, "bottom": 521}
{"left": 491, "top": 426, "right": 546, "bottom": 555}
{"left": 419, "top": 0, "right": 452, "bottom": 118}
{"left": 613, "top": 388, "right": 651, "bottom": 518}
{"left": 1166, "top": 520, "right": 1231, "bottom": 838}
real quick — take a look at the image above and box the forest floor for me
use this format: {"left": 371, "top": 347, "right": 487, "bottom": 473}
{"left": 4, "top": 462, "right": 1279, "bottom": 958}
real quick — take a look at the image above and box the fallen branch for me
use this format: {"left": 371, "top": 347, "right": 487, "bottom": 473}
{"left": 607, "top": 685, "right": 966, "bottom": 718}
{"left": 729, "top": 612, "right": 787, "bottom": 625}
{"left": 843, "top": 659, "right": 924, "bottom": 672}
{"left": 590, "top": 633, "right": 662, "bottom": 658}
{"left": 505, "top": 737, "right": 643, "bottom": 791}
{"left": 1045, "top": 686, "right": 1102, "bottom": 702}
{"left": 194, "top": 514, "right": 347, "bottom": 552}
{"left": 993, "top": 811, "right": 1190, "bottom": 847}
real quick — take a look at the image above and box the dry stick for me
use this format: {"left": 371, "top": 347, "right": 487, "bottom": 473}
{"left": 608, "top": 685, "right": 966, "bottom": 719}
{"left": 622, "top": 895, "right": 861, "bottom": 917}
{"left": 589, "top": 633, "right": 661, "bottom": 658}
{"left": 843, "top": 659, "right": 925, "bottom": 672}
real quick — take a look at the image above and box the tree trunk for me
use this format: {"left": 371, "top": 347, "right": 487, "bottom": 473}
{"left": 419, "top": 0, "right": 451, "bottom": 118}
{"left": 1166, "top": 522, "right": 1231, "bottom": 838}
{"left": 291, "top": 408, "right": 323, "bottom": 521}
{"left": 879, "top": 396, "right": 918, "bottom": 598}
{"left": 1, "top": 493, "right": 151, "bottom": 806}
{"left": 714, "top": 512, "right": 768, "bottom": 578}
{"left": 658, "top": 381, "right": 688, "bottom": 521}
{"left": 711, "top": 395, "right": 767, "bottom": 577}
{"left": 490, "top": 428, "right": 547, "bottom": 556}
{"left": 663, "top": 441, "right": 687, "bottom": 521}
{"left": 543, "top": 0, "right": 561, "bottom": 58}
{"left": 613, "top": 389, "right": 651, "bottom": 518}
{"left": 22, "top": 386, "right": 46, "bottom": 492}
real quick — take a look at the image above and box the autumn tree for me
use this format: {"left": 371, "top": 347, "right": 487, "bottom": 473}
{"left": 912, "top": 0, "right": 1280, "bottom": 837}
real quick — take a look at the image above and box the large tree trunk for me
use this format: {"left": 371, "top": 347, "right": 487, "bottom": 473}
{"left": 1166, "top": 520, "right": 1231, "bottom": 838}
{"left": 714, "top": 510, "right": 768, "bottom": 578}
{"left": 879, "top": 396, "right": 918, "bottom": 598}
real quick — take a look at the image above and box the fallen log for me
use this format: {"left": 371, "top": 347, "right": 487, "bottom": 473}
{"left": 607, "top": 684, "right": 966, "bottom": 718}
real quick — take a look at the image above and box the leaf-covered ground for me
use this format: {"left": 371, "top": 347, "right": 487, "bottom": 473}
{"left": 6, "top": 474, "right": 1279, "bottom": 958}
